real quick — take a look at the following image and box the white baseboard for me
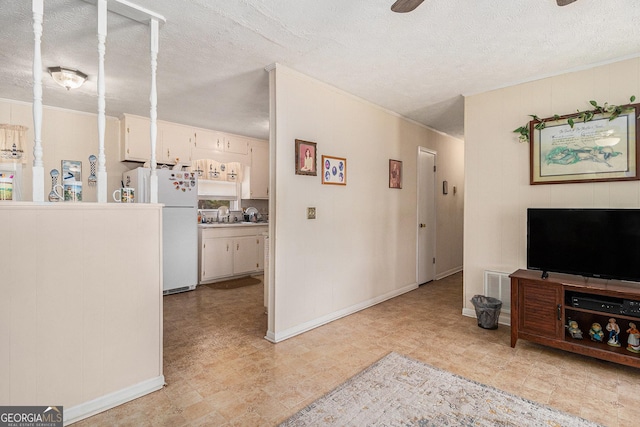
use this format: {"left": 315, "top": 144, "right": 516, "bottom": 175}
{"left": 265, "top": 282, "right": 419, "bottom": 343}
{"left": 64, "top": 375, "right": 165, "bottom": 425}
{"left": 462, "top": 307, "right": 511, "bottom": 327}
{"left": 435, "top": 266, "right": 463, "bottom": 280}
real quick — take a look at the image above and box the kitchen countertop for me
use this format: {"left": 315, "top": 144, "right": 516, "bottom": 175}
{"left": 198, "top": 222, "right": 268, "bottom": 228}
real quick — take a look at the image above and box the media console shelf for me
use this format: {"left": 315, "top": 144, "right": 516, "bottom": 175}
{"left": 510, "top": 269, "right": 640, "bottom": 369}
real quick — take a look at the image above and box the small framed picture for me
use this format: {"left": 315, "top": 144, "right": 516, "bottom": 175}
{"left": 322, "top": 155, "right": 347, "bottom": 185}
{"left": 389, "top": 159, "right": 402, "bottom": 189}
{"left": 295, "top": 139, "right": 317, "bottom": 176}
{"left": 62, "top": 159, "right": 82, "bottom": 182}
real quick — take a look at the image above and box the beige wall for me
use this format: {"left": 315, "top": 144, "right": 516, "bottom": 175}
{"left": 0, "top": 98, "right": 133, "bottom": 202}
{"left": 464, "top": 57, "right": 640, "bottom": 315}
{"left": 268, "top": 65, "right": 464, "bottom": 340}
{"left": 0, "top": 203, "right": 163, "bottom": 424}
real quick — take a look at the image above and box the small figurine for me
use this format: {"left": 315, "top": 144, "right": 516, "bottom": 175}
{"left": 606, "top": 318, "right": 621, "bottom": 347}
{"left": 566, "top": 320, "right": 583, "bottom": 339}
{"left": 589, "top": 322, "right": 604, "bottom": 342}
{"left": 626, "top": 322, "right": 640, "bottom": 353}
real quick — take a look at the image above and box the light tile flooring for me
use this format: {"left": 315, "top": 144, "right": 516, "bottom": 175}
{"left": 76, "top": 272, "right": 640, "bottom": 426}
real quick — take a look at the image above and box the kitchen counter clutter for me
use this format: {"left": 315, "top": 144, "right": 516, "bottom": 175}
{"left": 199, "top": 222, "right": 268, "bottom": 228}
{"left": 198, "top": 224, "right": 268, "bottom": 284}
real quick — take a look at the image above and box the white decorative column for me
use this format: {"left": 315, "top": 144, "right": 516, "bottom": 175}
{"left": 149, "top": 18, "right": 159, "bottom": 203}
{"left": 31, "top": 0, "right": 44, "bottom": 202}
{"left": 96, "top": 0, "right": 108, "bottom": 202}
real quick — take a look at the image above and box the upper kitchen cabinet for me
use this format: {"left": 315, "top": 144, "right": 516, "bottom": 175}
{"left": 192, "top": 130, "right": 248, "bottom": 157}
{"left": 158, "top": 121, "right": 192, "bottom": 165}
{"left": 224, "top": 134, "right": 249, "bottom": 155}
{"left": 244, "top": 139, "right": 269, "bottom": 199}
{"left": 193, "top": 129, "right": 225, "bottom": 152}
{"left": 120, "top": 114, "right": 192, "bottom": 165}
{"left": 120, "top": 114, "right": 158, "bottom": 162}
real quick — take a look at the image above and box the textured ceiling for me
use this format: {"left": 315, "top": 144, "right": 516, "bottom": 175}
{"left": 1, "top": 0, "right": 640, "bottom": 141}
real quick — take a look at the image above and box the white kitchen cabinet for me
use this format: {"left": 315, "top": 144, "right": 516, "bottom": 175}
{"left": 192, "top": 130, "right": 247, "bottom": 154}
{"left": 198, "top": 225, "right": 268, "bottom": 284}
{"left": 225, "top": 134, "right": 249, "bottom": 155}
{"left": 256, "top": 235, "right": 265, "bottom": 270}
{"left": 233, "top": 236, "right": 260, "bottom": 274}
{"left": 120, "top": 114, "right": 158, "bottom": 162}
{"left": 243, "top": 139, "right": 269, "bottom": 199}
{"left": 193, "top": 129, "right": 225, "bottom": 152}
{"left": 201, "top": 237, "right": 234, "bottom": 282}
{"left": 120, "top": 114, "right": 193, "bottom": 165}
{"left": 158, "top": 121, "right": 192, "bottom": 165}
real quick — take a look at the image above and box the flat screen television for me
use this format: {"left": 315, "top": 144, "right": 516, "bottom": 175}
{"left": 527, "top": 208, "right": 640, "bottom": 282}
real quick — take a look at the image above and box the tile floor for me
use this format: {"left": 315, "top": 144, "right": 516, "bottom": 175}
{"left": 75, "top": 272, "right": 640, "bottom": 426}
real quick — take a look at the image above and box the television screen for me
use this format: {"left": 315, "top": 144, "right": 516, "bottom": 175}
{"left": 527, "top": 208, "right": 640, "bottom": 282}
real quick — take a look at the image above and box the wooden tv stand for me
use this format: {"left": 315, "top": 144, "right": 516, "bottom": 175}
{"left": 510, "top": 269, "right": 640, "bottom": 369}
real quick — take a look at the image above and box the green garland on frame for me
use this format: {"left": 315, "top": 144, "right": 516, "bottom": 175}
{"left": 514, "top": 95, "right": 637, "bottom": 143}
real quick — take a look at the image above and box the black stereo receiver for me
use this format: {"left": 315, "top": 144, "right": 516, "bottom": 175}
{"left": 571, "top": 296, "right": 640, "bottom": 318}
{"left": 571, "top": 296, "right": 622, "bottom": 314}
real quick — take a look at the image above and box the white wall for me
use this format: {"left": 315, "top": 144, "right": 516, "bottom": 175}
{"left": 464, "top": 57, "right": 640, "bottom": 314}
{"left": 0, "top": 98, "right": 132, "bottom": 201}
{"left": 267, "top": 65, "right": 464, "bottom": 341}
{"left": 0, "top": 203, "right": 164, "bottom": 425}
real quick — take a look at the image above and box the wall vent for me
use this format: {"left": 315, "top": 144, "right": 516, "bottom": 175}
{"left": 483, "top": 270, "right": 511, "bottom": 313}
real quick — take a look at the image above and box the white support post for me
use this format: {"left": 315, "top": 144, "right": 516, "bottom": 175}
{"left": 149, "top": 18, "right": 159, "bottom": 203}
{"left": 96, "top": 0, "right": 108, "bottom": 202}
{"left": 32, "top": 0, "right": 44, "bottom": 202}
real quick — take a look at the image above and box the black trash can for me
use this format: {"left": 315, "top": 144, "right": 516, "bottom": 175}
{"left": 471, "top": 295, "right": 502, "bottom": 330}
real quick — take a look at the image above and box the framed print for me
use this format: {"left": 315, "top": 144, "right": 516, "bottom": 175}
{"left": 530, "top": 104, "right": 640, "bottom": 184}
{"left": 62, "top": 159, "right": 82, "bottom": 182}
{"left": 389, "top": 159, "right": 402, "bottom": 189}
{"left": 322, "top": 155, "right": 347, "bottom": 185}
{"left": 61, "top": 159, "right": 82, "bottom": 202}
{"left": 295, "top": 139, "right": 317, "bottom": 176}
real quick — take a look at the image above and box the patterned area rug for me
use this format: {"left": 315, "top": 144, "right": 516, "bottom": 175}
{"left": 280, "top": 352, "right": 601, "bottom": 427}
{"left": 203, "top": 276, "right": 261, "bottom": 290}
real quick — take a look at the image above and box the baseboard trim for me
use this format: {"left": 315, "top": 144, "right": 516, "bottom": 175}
{"left": 265, "top": 282, "right": 419, "bottom": 343}
{"left": 462, "top": 307, "right": 511, "bottom": 327}
{"left": 64, "top": 375, "right": 165, "bottom": 425}
{"left": 435, "top": 266, "right": 463, "bottom": 280}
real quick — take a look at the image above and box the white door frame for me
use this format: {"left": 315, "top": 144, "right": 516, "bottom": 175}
{"left": 416, "top": 147, "right": 437, "bottom": 284}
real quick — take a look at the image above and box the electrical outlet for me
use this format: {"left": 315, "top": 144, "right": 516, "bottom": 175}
{"left": 307, "top": 207, "right": 316, "bottom": 219}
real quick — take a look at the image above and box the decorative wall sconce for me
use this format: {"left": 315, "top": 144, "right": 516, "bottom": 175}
{"left": 48, "top": 66, "right": 88, "bottom": 90}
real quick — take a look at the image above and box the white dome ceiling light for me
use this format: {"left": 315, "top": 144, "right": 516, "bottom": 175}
{"left": 48, "top": 66, "right": 88, "bottom": 90}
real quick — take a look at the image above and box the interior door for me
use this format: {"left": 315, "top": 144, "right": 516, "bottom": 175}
{"left": 417, "top": 148, "right": 436, "bottom": 284}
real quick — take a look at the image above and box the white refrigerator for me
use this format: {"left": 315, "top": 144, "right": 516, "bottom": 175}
{"left": 123, "top": 167, "right": 198, "bottom": 294}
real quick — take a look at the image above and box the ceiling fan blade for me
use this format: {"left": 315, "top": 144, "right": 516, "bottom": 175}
{"left": 391, "top": 0, "right": 425, "bottom": 13}
{"left": 556, "top": 0, "right": 577, "bottom": 6}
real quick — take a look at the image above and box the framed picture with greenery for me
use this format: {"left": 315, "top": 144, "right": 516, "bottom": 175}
{"left": 530, "top": 104, "right": 640, "bottom": 184}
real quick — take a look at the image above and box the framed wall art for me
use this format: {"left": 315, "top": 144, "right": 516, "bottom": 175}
{"left": 389, "top": 159, "right": 402, "bottom": 189}
{"left": 295, "top": 139, "right": 317, "bottom": 176}
{"left": 321, "top": 155, "right": 347, "bottom": 185}
{"left": 62, "top": 159, "right": 82, "bottom": 183}
{"left": 530, "top": 105, "right": 640, "bottom": 184}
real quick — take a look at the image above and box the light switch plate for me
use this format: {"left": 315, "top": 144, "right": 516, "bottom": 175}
{"left": 307, "top": 207, "right": 316, "bottom": 219}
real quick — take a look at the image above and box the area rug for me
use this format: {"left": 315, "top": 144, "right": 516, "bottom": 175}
{"left": 280, "top": 352, "right": 601, "bottom": 427}
{"left": 203, "top": 276, "right": 261, "bottom": 290}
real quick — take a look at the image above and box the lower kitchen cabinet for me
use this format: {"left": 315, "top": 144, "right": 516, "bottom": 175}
{"left": 233, "top": 236, "right": 261, "bottom": 275}
{"left": 199, "top": 225, "right": 267, "bottom": 284}
{"left": 201, "top": 237, "right": 234, "bottom": 280}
